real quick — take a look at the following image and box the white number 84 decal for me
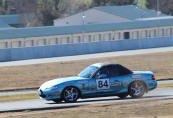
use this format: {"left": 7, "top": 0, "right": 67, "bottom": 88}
{"left": 96, "top": 79, "right": 110, "bottom": 90}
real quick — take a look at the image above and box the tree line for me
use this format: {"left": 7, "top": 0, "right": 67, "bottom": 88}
{"left": 0, "top": 0, "right": 172, "bottom": 27}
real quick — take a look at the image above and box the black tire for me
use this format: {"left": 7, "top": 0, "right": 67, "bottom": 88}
{"left": 129, "top": 81, "right": 146, "bottom": 98}
{"left": 118, "top": 93, "right": 128, "bottom": 99}
{"left": 63, "top": 87, "right": 79, "bottom": 103}
{"left": 53, "top": 99, "right": 62, "bottom": 103}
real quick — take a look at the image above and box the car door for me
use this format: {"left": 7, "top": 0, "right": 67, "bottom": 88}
{"left": 87, "top": 65, "right": 132, "bottom": 97}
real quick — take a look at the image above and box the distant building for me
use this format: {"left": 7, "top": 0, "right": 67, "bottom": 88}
{"left": 0, "top": 14, "right": 28, "bottom": 28}
{"left": 54, "top": 5, "right": 166, "bottom": 26}
{"left": 0, "top": 5, "right": 173, "bottom": 49}
{"left": 0, "top": 19, "right": 11, "bottom": 28}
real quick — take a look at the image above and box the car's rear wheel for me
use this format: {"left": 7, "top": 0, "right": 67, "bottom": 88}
{"left": 118, "top": 93, "right": 128, "bottom": 99}
{"left": 63, "top": 87, "right": 79, "bottom": 103}
{"left": 129, "top": 81, "right": 146, "bottom": 98}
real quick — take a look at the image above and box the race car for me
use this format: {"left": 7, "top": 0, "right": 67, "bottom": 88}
{"left": 38, "top": 62, "right": 157, "bottom": 103}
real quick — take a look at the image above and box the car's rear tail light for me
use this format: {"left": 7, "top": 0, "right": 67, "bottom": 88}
{"left": 152, "top": 75, "right": 156, "bottom": 80}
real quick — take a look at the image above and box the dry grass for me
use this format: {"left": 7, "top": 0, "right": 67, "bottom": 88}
{"left": 0, "top": 51, "right": 173, "bottom": 90}
{"left": 1, "top": 99, "right": 173, "bottom": 118}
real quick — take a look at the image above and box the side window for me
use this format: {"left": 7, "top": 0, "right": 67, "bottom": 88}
{"left": 95, "top": 67, "right": 109, "bottom": 79}
{"left": 107, "top": 65, "right": 120, "bottom": 77}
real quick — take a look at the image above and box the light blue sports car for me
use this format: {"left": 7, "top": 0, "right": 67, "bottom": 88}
{"left": 38, "top": 62, "right": 157, "bottom": 103}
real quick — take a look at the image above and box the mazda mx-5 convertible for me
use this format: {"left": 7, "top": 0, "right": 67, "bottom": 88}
{"left": 38, "top": 62, "right": 157, "bottom": 103}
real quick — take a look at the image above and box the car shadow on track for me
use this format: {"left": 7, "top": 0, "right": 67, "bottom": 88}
{"left": 46, "top": 95, "right": 173, "bottom": 104}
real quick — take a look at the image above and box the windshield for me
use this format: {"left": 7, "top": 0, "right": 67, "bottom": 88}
{"left": 78, "top": 66, "right": 99, "bottom": 78}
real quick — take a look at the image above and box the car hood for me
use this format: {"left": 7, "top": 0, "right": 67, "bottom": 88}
{"left": 40, "top": 76, "right": 84, "bottom": 90}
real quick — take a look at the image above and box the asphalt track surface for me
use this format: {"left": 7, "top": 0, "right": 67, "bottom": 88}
{"left": 0, "top": 46, "right": 173, "bottom": 67}
{"left": 0, "top": 87, "right": 173, "bottom": 113}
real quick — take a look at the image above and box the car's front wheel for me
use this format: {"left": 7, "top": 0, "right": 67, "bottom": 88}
{"left": 129, "top": 81, "right": 146, "bottom": 98}
{"left": 63, "top": 87, "right": 79, "bottom": 103}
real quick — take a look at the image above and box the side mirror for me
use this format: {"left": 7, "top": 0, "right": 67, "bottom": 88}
{"left": 98, "top": 74, "right": 107, "bottom": 79}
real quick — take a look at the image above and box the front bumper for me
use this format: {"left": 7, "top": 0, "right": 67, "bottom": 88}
{"left": 37, "top": 88, "right": 61, "bottom": 100}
